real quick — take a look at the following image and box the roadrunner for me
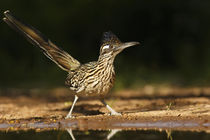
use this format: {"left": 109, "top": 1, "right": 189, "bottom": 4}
{"left": 3, "top": 10, "right": 139, "bottom": 118}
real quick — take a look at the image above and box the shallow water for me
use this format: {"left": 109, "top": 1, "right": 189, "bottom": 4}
{"left": 1, "top": 118, "right": 209, "bottom": 130}
{"left": 0, "top": 129, "right": 210, "bottom": 140}
{"left": 1, "top": 118, "right": 210, "bottom": 139}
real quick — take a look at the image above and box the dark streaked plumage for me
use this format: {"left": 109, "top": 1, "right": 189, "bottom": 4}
{"left": 3, "top": 10, "right": 139, "bottom": 118}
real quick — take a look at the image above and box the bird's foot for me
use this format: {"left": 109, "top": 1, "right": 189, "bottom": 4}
{"left": 65, "top": 114, "right": 75, "bottom": 119}
{"left": 110, "top": 111, "right": 122, "bottom": 116}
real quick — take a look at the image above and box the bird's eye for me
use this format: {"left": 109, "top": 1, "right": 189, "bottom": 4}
{"left": 103, "top": 45, "right": 110, "bottom": 50}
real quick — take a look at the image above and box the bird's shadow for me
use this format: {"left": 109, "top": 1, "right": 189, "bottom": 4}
{"left": 52, "top": 103, "right": 104, "bottom": 116}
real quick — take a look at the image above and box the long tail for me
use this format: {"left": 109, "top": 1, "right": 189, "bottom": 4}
{"left": 3, "top": 10, "right": 80, "bottom": 72}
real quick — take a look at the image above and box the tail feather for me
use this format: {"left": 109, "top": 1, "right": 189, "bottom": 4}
{"left": 3, "top": 10, "right": 81, "bottom": 72}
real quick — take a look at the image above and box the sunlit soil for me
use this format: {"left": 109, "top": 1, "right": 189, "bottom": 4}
{"left": 0, "top": 86, "right": 210, "bottom": 131}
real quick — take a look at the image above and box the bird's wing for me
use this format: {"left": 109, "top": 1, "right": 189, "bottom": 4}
{"left": 3, "top": 10, "right": 81, "bottom": 72}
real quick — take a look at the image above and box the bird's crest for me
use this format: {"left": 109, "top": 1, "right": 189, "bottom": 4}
{"left": 101, "top": 31, "right": 122, "bottom": 46}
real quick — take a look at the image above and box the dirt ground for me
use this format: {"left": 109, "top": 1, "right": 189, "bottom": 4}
{"left": 0, "top": 86, "right": 210, "bottom": 131}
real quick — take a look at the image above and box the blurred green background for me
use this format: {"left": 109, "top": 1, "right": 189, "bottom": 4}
{"left": 0, "top": 0, "right": 210, "bottom": 89}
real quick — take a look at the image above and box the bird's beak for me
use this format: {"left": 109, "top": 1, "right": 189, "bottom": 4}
{"left": 114, "top": 41, "right": 140, "bottom": 52}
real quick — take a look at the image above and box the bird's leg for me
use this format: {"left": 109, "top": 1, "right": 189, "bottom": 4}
{"left": 65, "top": 95, "right": 79, "bottom": 119}
{"left": 100, "top": 99, "right": 121, "bottom": 115}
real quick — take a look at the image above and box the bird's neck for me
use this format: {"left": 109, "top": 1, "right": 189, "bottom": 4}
{"left": 97, "top": 53, "right": 115, "bottom": 66}
{"left": 97, "top": 54, "right": 115, "bottom": 81}
{"left": 97, "top": 54, "right": 115, "bottom": 76}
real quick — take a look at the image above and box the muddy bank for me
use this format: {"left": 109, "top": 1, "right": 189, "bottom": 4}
{"left": 0, "top": 87, "right": 210, "bottom": 131}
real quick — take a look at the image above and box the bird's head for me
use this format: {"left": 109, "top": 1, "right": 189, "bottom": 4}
{"left": 99, "top": 31, "right": 139, "bottom": 60}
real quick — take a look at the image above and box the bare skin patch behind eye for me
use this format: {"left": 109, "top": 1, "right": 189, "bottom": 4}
{"left": 103, "top": 45, "right": 110, "bottom": 50}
